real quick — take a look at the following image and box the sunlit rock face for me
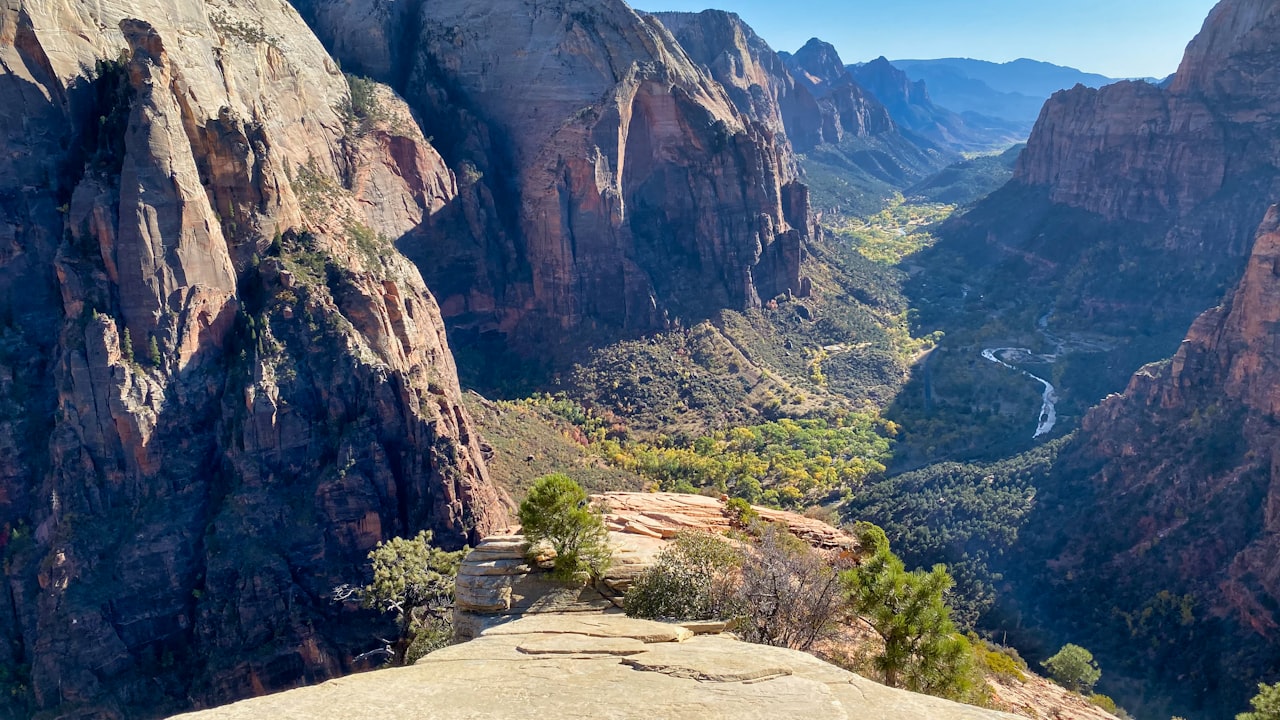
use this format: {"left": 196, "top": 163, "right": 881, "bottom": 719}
{"left": 0, "top": 1, "right": 509, "bottom": 716}
{"left": 291, "top": 0, "right": 814, "bottom": 350}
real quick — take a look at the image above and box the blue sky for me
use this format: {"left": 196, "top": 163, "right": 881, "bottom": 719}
{"left": 641, "top": 0, "right": 1221, "bottom": 78}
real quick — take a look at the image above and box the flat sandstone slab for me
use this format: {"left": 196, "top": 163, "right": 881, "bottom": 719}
{"left": 169, "top": 615, "right": 1023, "bottom": 720}
{"left": 479, "top": 613, "right": 694, "bottom": 643}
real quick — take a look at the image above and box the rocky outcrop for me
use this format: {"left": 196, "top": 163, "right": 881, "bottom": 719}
{"left": 293, "top": 0, "right": 813, "bottom": 351}
{"left": 0, "top": 1, "right": 508, "bottom": 716}
{"left": 651, "top": 11, "right": 823, "bottom": 151}
{"left": 783, "top": 38, "right": 896, "bottom": 144}
{"left": 1013, "top": 0, "right": 1280, "bottom": 231}
{"left": 453, "top": 492, "right": 859, "bottom": 637}
{"left": 169, "top": 613, "right": 1022, "bottom": 720}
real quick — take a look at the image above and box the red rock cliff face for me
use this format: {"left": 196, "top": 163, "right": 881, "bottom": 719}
{"left": 0, "top": 1, "right": 508, "bottom": 716}
{"left": 651, "top": 12, "right": 825, "bottom": 153}
{"left": 294, "top": 0, "right": 811, "bottom": 348}
{"left": 1014, "top": 0, "right": 1280, "bottom": 233}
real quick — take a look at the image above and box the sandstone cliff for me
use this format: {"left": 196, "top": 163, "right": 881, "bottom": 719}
{"left": 1001, "top": 207, "right": 1280, "bottom": 718}
{"left": 169, "top": 613, "right": 1022, "bottom": 720}
{"left": 0, "top": 1, "right": 508, "bottom": 716}
{"left": 293, "top": 0, "right": 813, "bottom": 353}
{"left": 993, "top": 0, "right": 1280, "bottom": 276}
{"left": 918, "top": 0, "right": 1280, "bottom": 456}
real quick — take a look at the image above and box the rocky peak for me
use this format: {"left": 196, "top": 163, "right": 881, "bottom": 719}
{"left": 779, "top": 37, "right": 897, "bottom": 145}
{"left": 1014, "top": 0, "right": 1280, "bottom": 227}
{"left": 854, "top": 56, "right": 931, "bottom": 106}
{"left": 651, "top": 10, "right": 808, "bottom": 142}
{"left": 1169, "top": 0, "right": 1280, "bottom": 96}
{"left": 787, "top": 37, "right": 853, "bottom": 92}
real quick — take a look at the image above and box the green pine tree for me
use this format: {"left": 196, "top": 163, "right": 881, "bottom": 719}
{"left": 360, "top": 531, "right": 464, "bottom": 665}
{"left": 148, "top": 335, "right": 161, "bottom": 367}
{"left": 843, "top": 522, "right": 971, "bottom": 695}
{"left": 1042, "top": 644, "right": 1101, "bottom": 693}
{"left": 518, "top": 474, "right": 611, "bottom": 582}
{"left": 120, "top": 327, "right": 133, "bottom": 362}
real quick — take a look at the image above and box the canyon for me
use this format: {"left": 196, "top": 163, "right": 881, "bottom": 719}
{"left": 2, "top": 0, "right": 1280, "bottom": 718}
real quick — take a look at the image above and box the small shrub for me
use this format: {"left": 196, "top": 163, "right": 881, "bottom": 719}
{"left": 979, "top": 646, "right": 1027, "bottom": 683}
{"left": 625, "top": 531, "right": 741, "bottom": 621}
{"left": 724, "top": 497, "right": 759, "bottom": 527}
{"left": 518, "top": 474, "right": 611, "bottom": 582}
{"left": 736, "top": 525, "right": 851, "bottom": 651}
{"left": 1089, "top": 693, "right": 1118, "bottom": 713}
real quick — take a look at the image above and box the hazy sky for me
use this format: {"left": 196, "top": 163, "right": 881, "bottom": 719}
{"left": 641, "top": 0, "right": 1221, "bottom": 78}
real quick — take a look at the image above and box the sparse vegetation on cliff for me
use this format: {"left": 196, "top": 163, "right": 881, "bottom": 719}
{"left": 336, "top": 531, "right": 465, "bottom": 666}
{"left": 518, "top": 474, "right": 611, "bottom": 581}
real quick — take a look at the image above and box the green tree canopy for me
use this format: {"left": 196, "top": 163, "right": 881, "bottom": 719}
{"left": 1239, "top": 682, "right": 1280, "bottom": 720}
{"left": 355, "top": 530, "right": 464, "bottom": 664}
{"left": 1042, "top": 643, "right": 1102, "bottom": 693}
{"left": 518, "top": 473, "right": 611, "bottom": 581}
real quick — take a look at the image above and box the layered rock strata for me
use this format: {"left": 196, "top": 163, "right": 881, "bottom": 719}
{"left": 1005, "top": 0, "right": 1280, "bottom": 252}
{"left": 454, "top": 492, "right": 860, "bottom": 638}
{"left": 293, "top": 0, "right": 814, "bottom": 348}
{"left": 0, "top": 1, "right": 508, "bottom": 716}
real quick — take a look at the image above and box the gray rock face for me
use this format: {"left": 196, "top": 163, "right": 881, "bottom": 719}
{"left": 0, "top": 1, "right": 509, "bottom": 716}
{"left": 169, "top": 614, "right": 1023, "bottom": 720}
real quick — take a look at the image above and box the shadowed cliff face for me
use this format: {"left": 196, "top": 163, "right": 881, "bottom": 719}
{"left": 0, "top": 1, "right": 508, "bottom": 716}
{"left": 1002, "top": 207, "right": 1280, "bottom": 719}
{"left": 292, "top": 0, "right": 812, "bottom": 355}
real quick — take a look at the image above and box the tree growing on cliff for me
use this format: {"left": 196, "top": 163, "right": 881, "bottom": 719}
{"left": 1238, "top": 682, "right": 1280, "bottom": 720}
{"left": 335, "top": 530, "right": 465, "bottom": 665}
{"left": 843, "top": 522, "right": 973, "bottom": 696}
{"left": 518, "top": 474, "right": 611, "bottom": 582}
{"left": 1042, "top": 643, "right": 1101, "bottom": 693}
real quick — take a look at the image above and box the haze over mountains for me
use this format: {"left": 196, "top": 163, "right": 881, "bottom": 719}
{"left": 890, "top": 58, "right": 1138, "bottom": 124}
{"left": 1, "top": 0, "right": 1277, "bottom": 719}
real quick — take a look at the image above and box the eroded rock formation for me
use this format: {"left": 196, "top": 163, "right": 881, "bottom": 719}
{"left": 294, "top": 0, "right": 813, "bottom": 350}
{"left": 453, "top": 492, "right": 860, "bottom": 637}
{"left": 0, "top": 1, "right": 508, "bottom": 716}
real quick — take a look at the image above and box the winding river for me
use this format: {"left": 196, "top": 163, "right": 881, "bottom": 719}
{"left": 980, "top": 348, "right": 1058, "bottom": 438}
{"left": 981, "top": 313, "right": 1062, "bottom": 439}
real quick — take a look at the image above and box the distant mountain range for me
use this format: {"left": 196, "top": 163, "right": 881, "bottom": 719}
{"left": 886, "top": 57, "right": 1152, "bottom": 123}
